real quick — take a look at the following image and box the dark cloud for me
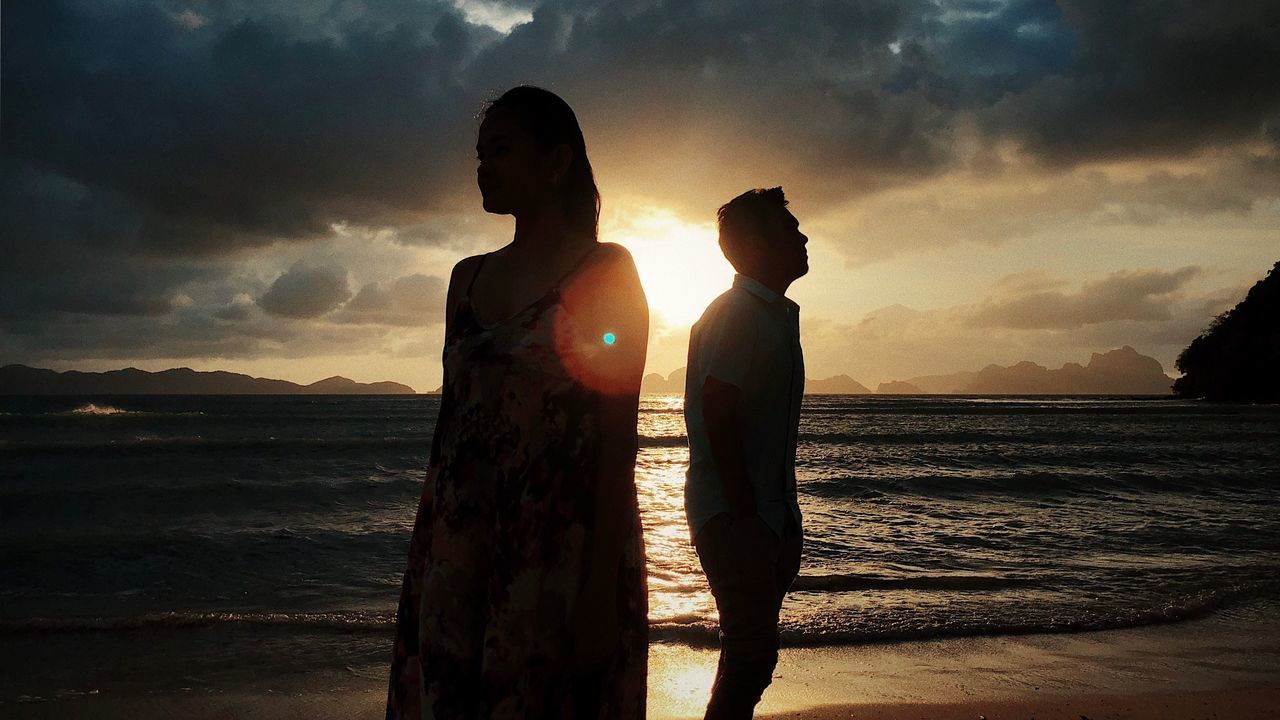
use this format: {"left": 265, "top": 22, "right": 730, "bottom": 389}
{"left": 213, "top": 304, "right": 254, "bottom": 322}
{"left": 257, "top": 264, "right": 351, "bottom": 318}
{"left": 3, "top": 0, "right": 487, "bottom": 254}
{"left": 488, "top": 0, "right": 949, "bottom": 207}
{"left": 0, "top": 305, "right": 398, "bottom": 362}
{"left": 3, "top": 0, "right": 1279, "bottom": 367}
{"left": 969, "top": 266, "right": 1201, "bottom": 329}
{"left": 831, "top": 146, "right": 1280, "bottom": 266}
{"left": 7, "top": 0, "right": 1277, "bottom": 256}
{"left": 984, "top": 1, "right": 1280, "bottom": 164}
{"left": 890, "top": 0, "right": 1075, "bottom": 106}
{"left": 334, "top": 273, "right": 446, "bottom": 326}
{"left": 0, "top": 162, "right": 220, "bottom": 320}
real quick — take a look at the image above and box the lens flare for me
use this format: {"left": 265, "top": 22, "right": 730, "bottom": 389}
{"left": 603, "top": 332, "right": 617, "bottom": 345}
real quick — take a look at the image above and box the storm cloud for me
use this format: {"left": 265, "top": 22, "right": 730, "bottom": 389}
{"left": 334, "top": 274, "right": 447, "bottom": 326}
{"left": 969, "top": 266, "right": 1202, "bottom": 329}
{"left": 2, "top": 0, "right": 1277, "bottom": 378}
{"left": 257, "top": 264, "right": 352, "bottom": 319}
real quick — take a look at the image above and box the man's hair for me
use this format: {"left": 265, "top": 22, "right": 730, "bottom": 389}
{"left": 716, "top": 187, "right": 788, "bottom": 271}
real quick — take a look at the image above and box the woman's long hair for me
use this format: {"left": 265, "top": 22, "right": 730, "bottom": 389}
{"left": 482, "top": 86, "right": 600, "bottom": 241}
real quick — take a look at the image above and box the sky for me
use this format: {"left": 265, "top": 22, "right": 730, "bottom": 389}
{"left": 2, "top": 0, "right": 1278, "bottom": 392}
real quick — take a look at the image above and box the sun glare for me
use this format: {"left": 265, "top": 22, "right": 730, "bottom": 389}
{"left": 607, "top": 207, "right": 735, "bottom": 327}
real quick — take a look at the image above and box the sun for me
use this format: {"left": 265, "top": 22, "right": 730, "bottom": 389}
{"left": 606, "top": 207, "right": 735, "bottom": 327}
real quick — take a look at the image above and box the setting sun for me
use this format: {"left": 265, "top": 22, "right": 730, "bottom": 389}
{"left": 607, "top": 207, "right": 735, "bottom": 328}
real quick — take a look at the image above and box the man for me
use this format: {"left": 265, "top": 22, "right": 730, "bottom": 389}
{"left": 684, "top": 187, "right": 807, "bottom": 719}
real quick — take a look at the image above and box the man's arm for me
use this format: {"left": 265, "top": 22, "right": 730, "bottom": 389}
{"left": 701, "top": 376, "right": 756, "bottom": 520}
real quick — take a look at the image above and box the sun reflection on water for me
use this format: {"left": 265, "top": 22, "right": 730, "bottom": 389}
{"left": 635, "top": 396, "right": 719, "bottom": 629}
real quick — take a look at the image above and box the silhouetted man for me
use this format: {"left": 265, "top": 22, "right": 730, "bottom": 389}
{"left": 684, "top": 187, "right": 807, "bottom": 719}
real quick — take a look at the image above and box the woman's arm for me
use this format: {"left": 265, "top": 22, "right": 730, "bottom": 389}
{"left": 561, "top": 242, "right": 649, "bottom": 668}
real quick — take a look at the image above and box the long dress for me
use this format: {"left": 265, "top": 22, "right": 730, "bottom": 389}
{"left": 386, "top": 248, "right": 648, "bottom": 719}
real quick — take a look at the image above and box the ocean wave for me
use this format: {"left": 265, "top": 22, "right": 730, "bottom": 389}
{"left": 0, "top": 611, "right": 394, "bottom": 634}
{"left": 8, "top": 582, "right": 1265, "bottom": 647}
{"left": 790, "top": 573, "right": 1039, "bottom": 592}
{"left": 3, "top": 433, "right": 687, "bottom": 453}
{"left": 639, "top": 434, "right": 687, "bottom": 448}
{"left": 656, "top": 582, "right": 1272, "bottom": 646}
{"left": 68, "top": 403, "right": 136, "bottom": 416}
{"left": 800, "top": 470, "right": 1274, "bottom": 498}
{"left": 55, "top": 403, "right": 206, "bottom": 417}
{"left": 0, "top": 435, "right": 429, "bottom": 453}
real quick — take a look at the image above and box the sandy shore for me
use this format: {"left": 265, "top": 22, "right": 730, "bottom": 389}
{"left": 758, "top": 686, "right": 1280, "bottom": 719}
{"left": 6, "top": 604, "right": 1279, "bottom": 719}
{"left": 7, "top": 685, "right": 1279, "bottom": 720}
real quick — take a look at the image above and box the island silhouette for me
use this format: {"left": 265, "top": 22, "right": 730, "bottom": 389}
{"left": 640, "top": 346, "right": 1173, "bottom": 395}
{"left": 2, "top": 345, "right": 1177, "bottom": 397}
{"left": 1174, "top": 260, "right": 1279, "bottom": 402}
{"left": 0, "top": 365, "right": 415, "bottom": 395}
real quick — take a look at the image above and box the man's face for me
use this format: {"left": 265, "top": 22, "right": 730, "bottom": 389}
{"left": 759, "top": 208, "right": 808, "bottom": 282}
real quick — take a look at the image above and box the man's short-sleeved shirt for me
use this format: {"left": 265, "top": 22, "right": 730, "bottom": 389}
{"left": 683, "top": 273, "right": 805, "bottom": 540}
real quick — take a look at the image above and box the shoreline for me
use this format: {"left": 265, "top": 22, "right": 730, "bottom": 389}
{"left": 5, "top": 600, "right": 1277, "bottom": 719}
{"left": 9, "top": 686, "right": 1279, "bottom": 720}
{"left": 757, "top": 686, "right": 1280, "bottom": 720}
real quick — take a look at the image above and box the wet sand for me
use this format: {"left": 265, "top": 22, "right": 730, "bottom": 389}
{"left": 6, "top": 604, "right": 1279, "bottom": 719}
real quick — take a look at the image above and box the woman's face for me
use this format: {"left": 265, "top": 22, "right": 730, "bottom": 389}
{"left": 476, "top": 109, "right": 557, "bottom": 216}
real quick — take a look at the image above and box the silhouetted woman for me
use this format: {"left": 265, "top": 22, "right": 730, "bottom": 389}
{"left": 386, "top": 86, "right": 649, "bottom": 718}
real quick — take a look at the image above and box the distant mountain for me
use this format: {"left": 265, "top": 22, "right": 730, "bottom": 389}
{"left": 641, "top": 367, "right": 687, "bottom": 394}
{"left": 1174, "top": 261, "right": 1279, "bottom": 402}
{"left": 0, "top": 365, "right": 415, "bottom": 395}
{"left": 900, "top": 371, "right": 979, "bottom": 394}
{"left": 638, "top": 346, "right": 1172, "bottom": 397}
{"left": 959, "top": 346, "right": 1171, "bottom": 394}
{"left": 807, "top": 374, "right": 872, "bottom": 394}
{"left": 642, "top": 367, "right": 872, "bottom": 395}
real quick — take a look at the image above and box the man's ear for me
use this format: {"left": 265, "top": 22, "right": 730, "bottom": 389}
{"left": 738, "top": 232, "right": 767, "bottom": 267}
{"left": 548, "top": 143, "right": 573, "bottom": 184}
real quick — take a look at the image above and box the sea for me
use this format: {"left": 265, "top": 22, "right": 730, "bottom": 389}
{"left": 2, "top": 394, "right": 1279, "bottom": 702}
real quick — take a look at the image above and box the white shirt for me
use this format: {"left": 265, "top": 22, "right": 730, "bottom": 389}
{"left": 683, "top": 273, "right": 804, "bottom": 539}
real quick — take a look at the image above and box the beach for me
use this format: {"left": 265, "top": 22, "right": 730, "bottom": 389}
{"left": 6, "top": 599, "right": 1279, "bottom": 719}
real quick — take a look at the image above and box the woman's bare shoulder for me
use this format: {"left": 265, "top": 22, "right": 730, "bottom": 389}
{"left": 591, "top": 241, "right": 636, "bottom": 267}
{"left": 450, "top": 253, "right": 486, "bottom": 282}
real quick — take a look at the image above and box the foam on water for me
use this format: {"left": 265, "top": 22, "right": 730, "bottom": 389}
{"left": 67, "top": 403, "right": 136, "bottom": 416}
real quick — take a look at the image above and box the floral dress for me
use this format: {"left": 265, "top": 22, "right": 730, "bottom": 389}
{"left": 386, "top": 248, "right": 648, "bottom": 719}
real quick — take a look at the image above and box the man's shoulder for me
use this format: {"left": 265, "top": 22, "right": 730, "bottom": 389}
{"left": 693, "top": 286, "right": 757, "bottom": 330}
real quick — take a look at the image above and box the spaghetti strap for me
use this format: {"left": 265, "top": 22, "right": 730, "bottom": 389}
{"left": 465, "top": 243, "right": 602, "bottom": 331}
{"left": 551, "top": 242, "right": 602, "bottom": 291}
{"left": 466, "top": 253, "right": 489, "bottom": 298}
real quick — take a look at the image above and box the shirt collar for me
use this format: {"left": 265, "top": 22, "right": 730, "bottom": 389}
{"left": 733, "top": 273, "right": 800, "bottom": 312}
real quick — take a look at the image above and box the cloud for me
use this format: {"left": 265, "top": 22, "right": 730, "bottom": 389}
{"left": 3, "top": 0, "right": 1278, "bottom": 377}
{"left": 257, "top": 264, "right": 352, "bottom": 318}
{"left": 213, "top": 293, "right": 257, "bottom": 321}
{"left": 2, "top": 0, "right": 484, "bottom": 257}
{"left": 6, "top": 0, "right": 1278, "bottom": 261}
{"left": 0, "top": 164, "right": 221, "bottom": 320}
{"left": 334, "top": 273, "right": 447, "bottom": 326}
{"left": 980, "top": 1, "right": 1280, "bottom": 164}
{"left": 821, "top": 148, "right": 1280, "bottom": 266}
{"left": 788, "top": 266, "right": 1243, "bottom": 386}
{"left": 969, "top": 266, "right": 1201, "bottom": 329}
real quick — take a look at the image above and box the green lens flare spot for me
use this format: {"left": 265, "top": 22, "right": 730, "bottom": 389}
{"left": 602, "top": 332, "right": 617, "bottom": 346}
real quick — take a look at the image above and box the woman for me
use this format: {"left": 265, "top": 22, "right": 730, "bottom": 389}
{"left": 386, "top": 86, "right": 649, "bottom": 718}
